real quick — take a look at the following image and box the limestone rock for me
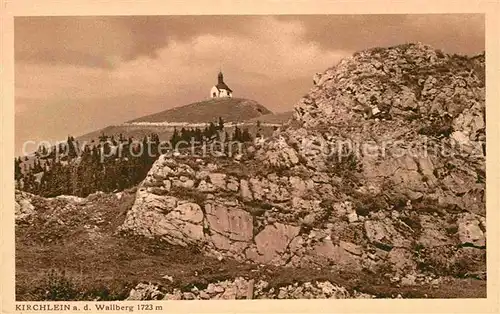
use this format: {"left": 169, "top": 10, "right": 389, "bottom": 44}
{"left": 260, "top": 136, "right": 300, "bottom": 169}
{"left": 148, "top": 277, "right": 372, "bottom": 300}
{"left": 166, "top": 202, "right": 204, "bottom": 224}
{"left": 253, "top": 223, "right": 300, "bottom": 264}
{"left": 120, "top": 190, "right": 205, "bottom": 246}
{"left": 339, "top": 241, "right": 363, "bottom": 256}
{"left": 208, "top": 173, "right": 227, "bottom": 190}
{"left": 457, "top": 213, "right": 485, "bottom": 247}
{"left": 239, "top": 179, "right": 253, "bottom": 201}
{"left": 249, "top": 177, "right": 268, "bottom": 200}
{"left": 205, "top": 202, "right": 254, "bottom": 243}
{"left": 364, "top": 219, "right": 410, "bottom": 249}
{"left": 388, "top": 248, "right": 417, "bottom": 274}
{"left": 312, "top": 239, "right": 342, "bottom": 261}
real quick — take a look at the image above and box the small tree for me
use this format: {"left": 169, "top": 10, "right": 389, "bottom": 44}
{"left": 208, "top": 122, "right": 217, "bottom": 138}
{"left": 241, "top": 128, "right": 252, "bottom": 142}
{"left": 67, "top": 136, "right": 77, "bottom": 159}
{"left": 14, "top": 158, "right": 22, "bottom": 180}
{"left": 218, "top": 117, "right": 225, "bottom": 130}
{"left": 232, "top": 126, "right": 242, "bottom": 142}
{"left": 170, "top": 128, "right": 181, "bottom": 146}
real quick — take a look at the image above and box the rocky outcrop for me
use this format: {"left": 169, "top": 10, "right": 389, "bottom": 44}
{"left": 120, "top": 43, "right": 485, "bottom": 279}
{"left": 15, "top": 189, "right": 136, "bottom": 246}
{"left": 295, "top": 43, "right": 484, "bottom": 136}
{"left": 120, "top": 155, "right": 377, "bottom": 268}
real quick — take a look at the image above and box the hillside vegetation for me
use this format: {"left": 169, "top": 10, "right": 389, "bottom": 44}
{"left": 16, "top": 119, "right": 254, "bottom": 198}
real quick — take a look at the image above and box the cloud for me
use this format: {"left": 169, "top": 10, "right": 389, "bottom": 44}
{"left": 16, "top": 17, "right": 347, "bottom": 101}
{"left": 112, "top": 17, "right": 346, "bottom": 88}
{"left": 15, "top": 16, "right": 134, "bottom": 68}
{"left": 14, "top": 15, "right": 271, "bottom": 68}
{"left": 277, "top": 14, "right": 484, "bottom": 55}
{"left": 15, "top": 14, "right": 484, "bottom": 70}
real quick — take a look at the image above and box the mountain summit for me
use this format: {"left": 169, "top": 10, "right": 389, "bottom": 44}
{"left": 76, "top": 97, "right": 275, "bottom": 144}
{"left": 129, "top": 97, "right": 272, "bottom": 123}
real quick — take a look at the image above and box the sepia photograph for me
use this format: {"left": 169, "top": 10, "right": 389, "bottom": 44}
{"left": 4, "top": 4, "right": 495, "bottom": 309}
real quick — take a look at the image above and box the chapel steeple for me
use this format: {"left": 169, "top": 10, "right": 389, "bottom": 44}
{"left": 210, "top": 71, "right": 233, "bottom": 98}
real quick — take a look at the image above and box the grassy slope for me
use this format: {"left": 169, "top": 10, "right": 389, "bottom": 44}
{"left": 74, "top": 98, "right": 275, "bottom": 145}
{"left": 129, "top": 98, "right": 272, "bottom": 123}
{"left": 15, "top": 189, "right": 486, "bottom": 301}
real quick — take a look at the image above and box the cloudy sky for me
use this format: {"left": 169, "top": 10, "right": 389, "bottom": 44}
{"left": 15, "top": 14, "right": 484, "bottom": 154}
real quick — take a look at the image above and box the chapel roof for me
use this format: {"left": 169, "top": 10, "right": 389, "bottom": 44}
{"left": 216, "top": 82, "right": 233, "bottom": 92}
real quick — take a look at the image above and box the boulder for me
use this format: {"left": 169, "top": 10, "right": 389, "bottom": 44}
{"left": 289, "top": 176, "right": 308, "bottom": 197}
{"left": 15, "top": 191, "right": 36, "bottom": 222}
{"left": 457, "top": 213, "right": 485, "bottom": 247}
{"left": 119, "top": 190, "right": 205, "bottom": 246}
{"left": 339, "top": 241, "right": 363, "bottom": 256}
{"left": 388, "top": 248, "right": 417, "bottom": 274}
{"left": 208, "top": 173, "right": 227, "bottom": 190}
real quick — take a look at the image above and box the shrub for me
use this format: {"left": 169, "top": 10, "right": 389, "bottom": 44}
{"left": 225, "top": 166, "right": 250, "bottom": 179}
{"left": 411, "top": 197, "right": 451, "bottom": 215}
{"left": 327, "top": 148, "right": 361, "bottom": 180}
{"left": 400, "top": 213, "right": 422, "bottom": 235}
{"left": 28, "top": 269, "right": 133, "bottom": 301}
{"left": 243, "top": 199, "right": 273, "bottom": 216}
{"left": 319, "top": 199, "right": 334, "bottom": 211}
{"left": 182, "top": 159, "right": 201, "bottom": 171}
{"left": 352, "top": 192, "right": 388, "bottom": 216}
{"left": 169, "top": 186, "right": 206, "bottom": 206}
{"left": 37, "top": 269, "right": 79, "bottom": 301}
{"left": 418, "top": 120, "right": 453, "bottom": 138}
{"left": 436, "top": 49, "right": 446, "bottom": 59}
{"left": 416, "top": 246, "right": 484, "bottom": 278}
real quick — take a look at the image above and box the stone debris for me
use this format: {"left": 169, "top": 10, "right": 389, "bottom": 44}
{"left": 127, "top": 282, "right": 164, "bottom": 300}
{"left": 126, "top": 277, "right": 375, "bottom": 300}
{"left": 162, "top": 275, "right": 174, "bottom": 283}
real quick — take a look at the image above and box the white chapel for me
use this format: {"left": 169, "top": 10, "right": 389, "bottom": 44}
{"left": 210, "top": 71, "right": 233, "bottom": 98}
